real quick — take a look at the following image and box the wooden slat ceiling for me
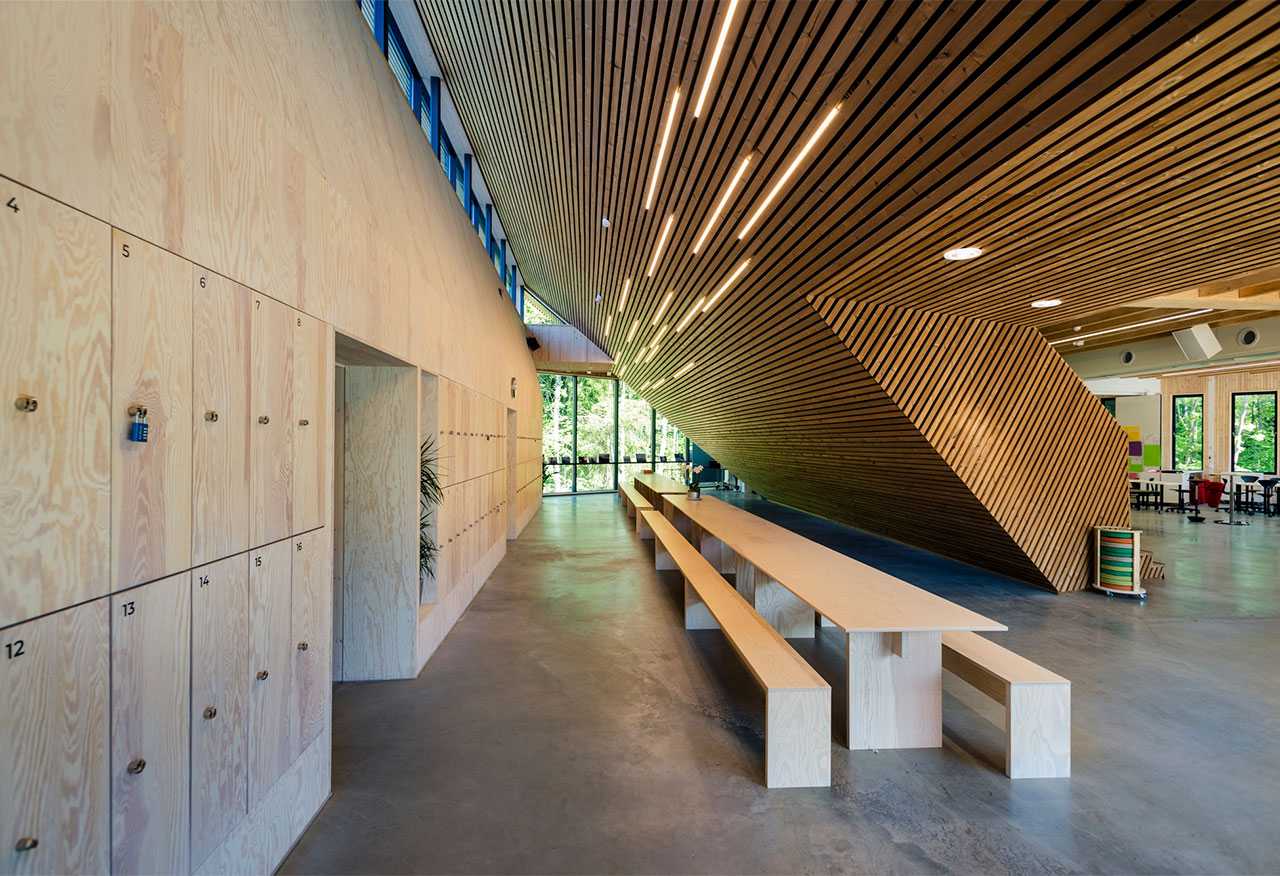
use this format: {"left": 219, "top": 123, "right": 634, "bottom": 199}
{"left": 416, "top": 0, "right": 1280, "bottom": 588}
{"left": 417, "top": 0, "right": 1280, "bottom": 391}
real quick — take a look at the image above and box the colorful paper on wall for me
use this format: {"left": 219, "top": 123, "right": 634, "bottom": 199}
{"left": 1143, "top": 444, "right": 1162, "bottom": 467}
{"left": 1123, "top": 425, "right": 1141, "bottom": 441}
{"left": 1128, "top": 440, "right": 1143, "bottom": 456}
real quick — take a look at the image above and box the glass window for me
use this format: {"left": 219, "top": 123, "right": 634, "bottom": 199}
{"left": 575, "top": 378, "right": 615, "bottom": 491}
{"left": 387, "top": 33, "right": 413, "bottom": 103}
{"left": 655, "top": 412, "right": 685, "bottom": 480}
{"left": 1101, "top": 397, "right": 1117, "bottom": 417}
{"left": 539, "top": 374, "right": 574, "bottom": 493}
{"left": 1171, "top": 395, "right": 1204, "bottom": 471}
{"left": 1231, "top": 391, "right": 1277, "bottom": 473}
{"left": 523, "top": 293, "right": 563, "bottom": 326}
{"left": 619, "top": 382, "right": 652, "bottom": 465}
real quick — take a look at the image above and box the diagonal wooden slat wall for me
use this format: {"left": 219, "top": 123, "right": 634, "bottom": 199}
{"left": 809, "top": 297, "right": 1131, "bottom": 592}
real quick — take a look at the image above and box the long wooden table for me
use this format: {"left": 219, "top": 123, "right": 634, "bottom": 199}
{"left": 633, "top": 472, "right": 687, "bottom": 506}
{"left": 662, "top": 494, "right": 1006, "bottom": 751}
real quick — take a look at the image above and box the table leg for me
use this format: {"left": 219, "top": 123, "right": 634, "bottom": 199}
{"left": 847, "top": 630, "right": 942, "bottom": 750}
{"left": 733, "top": 559, "right": 813, "bottom": 638}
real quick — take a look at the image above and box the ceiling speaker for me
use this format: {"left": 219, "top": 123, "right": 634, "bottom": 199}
{"left": 1172, "top": 323, "right": 1222, "bottom": 361}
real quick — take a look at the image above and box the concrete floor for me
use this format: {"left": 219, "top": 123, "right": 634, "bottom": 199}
{"left": 282, "top": 493, "right": 1280, "bottom": 875}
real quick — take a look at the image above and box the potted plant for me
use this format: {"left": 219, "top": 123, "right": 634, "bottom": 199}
{"left": 420, "top": 438, "right": 443, "bottom": 596}
{"left": 685, "top": 463, "right": 704, "bottom": 500}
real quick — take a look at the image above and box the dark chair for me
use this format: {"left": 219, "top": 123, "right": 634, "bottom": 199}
{"left": 1257, "top": 477, "right": 1278, "bottom": 517}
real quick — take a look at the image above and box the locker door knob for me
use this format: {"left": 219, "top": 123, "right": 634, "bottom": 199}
{"left": 258, "top": 415, "right": 270, "bottom": 425}
{"left": 14, "top": 395, "right": 38, "bottom": 413}
{"left": 297, "top": 641, "right": 309, "bottom": 651}
{"left": 203, "top": 706, "right": 217, "bottom": 720}
{"left": 126, "top": 758, "right": 146, "bottom": 775}
{"left": 205, "top": 410, "right": 219, "bottom": 422}
{"left": 298, "top": 418, "right": 310, "bottom": 427}
{"left": 256, "top": 670, "right": 269, "bottom": 681}
{"left": 14, "top": 837, "right": 38, "bottom": 852}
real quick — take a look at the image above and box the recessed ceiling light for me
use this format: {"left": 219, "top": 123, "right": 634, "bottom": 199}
{"left": 617, "top": 278, "right": 631, "bottom": 312}
{"left": 943, "top": 247, "right": 983, "bottom": 261}
{"left": 738, "top": 103, "right": 842, "bottom": 240}
{"left": 645, "top": 88, "right": 682, "bottom": 211}
{"left": 594, "top": 291, "right": 603, "bottom": 304}
{"left": 601, "top": 217, "right": 610, "bottom": 229}
{"left": 1030, "top": 299, "right": 1062, "bottom": 308}
{"left": 693, "top": 0, "right": 740, "bottom": 119}
{"left": 1071, "top": 340, "right": 1085, "bottom": 347}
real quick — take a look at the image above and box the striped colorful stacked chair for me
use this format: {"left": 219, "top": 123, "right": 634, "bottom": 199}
{"left": 1093, "top": 527, "right": 1147, "bottom": 599}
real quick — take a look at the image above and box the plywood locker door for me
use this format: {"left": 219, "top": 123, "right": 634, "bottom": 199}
{"left": 291, "top": 528, "right": 331, "bottom": 757}
{"left": 292, "top": 310, "right": 329, "bottom": 534}
{"left": 190, "top": 553, "right": 249, "bottom": 869}
{"left": 112, "top": 230, "right": 193, "bottom": 591}
{"left": 0, "top": 181, "right": 111, "bottom": 629}
{"left": 192, "top": 269, "right": 251, "bottom": 567}
{"left": 248, "top": 539, "right": 292, "bottom": 807}
{"left": 0, "top": 600, "right": 109, "bottom": 876}
{"left": 111, "top": 572, "right": 191, "bottom": 876}
{"left": 250, "top": 294, "right": 293, "bottom": 547}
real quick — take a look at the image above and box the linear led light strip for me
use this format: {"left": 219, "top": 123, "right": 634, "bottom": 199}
{"left": 647, "top": 214, "right": 675, "bottom": 277}
{"left": 677, "top": 296, "right": 706, "bottom": 333}
{"left": 1049, "top": 308, "right": 1214, "bottom": 345}
{"left": 644, "top": 88, "right": 682, "bottom": 211}
{"left": 693, "top": 0, "right": 740, "bottom": 119}
{"left": 625, "top": 319, "right": 639, "bottom": 345}
{"left": 703, "top": 258, "right": 751, "bottom": 312}
{"left": 604, "top": 314, "right": 613, "bottom": 338}
{"left": 651, "top": 291, "right": 675, "bottom": 326}
{"left": 1160, "top": 358, "right": 1280, "bottom": 378}
{"left": 617, "top": 278, "right": 631, "bottom": 312}
{"left": 672, "top": 360, "right": 697, "bottom": 380}
{"left": 738, "top": 103, "right": 842, "bottom": 240}
{"left": 692, "top": 153, "right": 752, "bottom": 255}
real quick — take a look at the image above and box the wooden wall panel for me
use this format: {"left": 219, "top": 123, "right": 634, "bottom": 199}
{"left": 341, "top": 366, "right": 418, "bottom": 681}
{"left": 0, "top": 181, "right": 111, "bottom": 629}
{"left": 810, "top": 299, "right": 1131, "bottom": 592}
{"left": 111, "top": 231, "right": 193, "bottom": 592}
{"left": 1162, "top": 366, "right": 1280, "bottom": 473}
{"left": 111, "top": 572, "right": 191, "bottom": 876}
{"left": 249, "top": 293, "right": 294, "bottom": 547}
{"left": 190, "top": 553, "right": 249, "bottom": 870}
{"left": 0, "top": 600, "right": 110, "bottom": 876}
{"left": 192, "top": 269, "right": 252, "bottom": 567}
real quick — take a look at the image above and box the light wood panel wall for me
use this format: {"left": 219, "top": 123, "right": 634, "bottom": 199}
{"left": 1161, "top": 367, "right": 1280, "bottom": 473}
{"left": 0, "top": 1, "right": 542, "bottom": 872}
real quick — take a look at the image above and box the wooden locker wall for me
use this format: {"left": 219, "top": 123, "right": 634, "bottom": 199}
{"left": 111, "top": 572, "right": 191, "bottom": 876}
{"left": 0, "top": 182, "right": 111, "bottom": 629}
{"left": 247, "top": 540, "right": 293, "bottom": 809}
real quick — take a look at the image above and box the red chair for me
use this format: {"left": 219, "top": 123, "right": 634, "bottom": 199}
{"left": 1198, "top": 480, "right": 1225, "bottom": 509}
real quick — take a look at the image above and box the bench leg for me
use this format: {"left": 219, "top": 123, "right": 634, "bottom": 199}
{"left": 755, "top": 577, "right": 814, "bottom": 639}
{"left": 847, "top": 631, "right": 942, "bottom": 750}
{"left": 1006, "top": 683, "right": 1071, "bottom": 779}
{"left": 765, "top": 687, "right": 831, "bottom": 788}
{"left": 684, "top": 578, "right": 719, "bottom": 630}
{"left": 654, "top": 537, "right": 675, "bottom": 570}
{"left": 694, "top": 525, "right": 723, "bottom": 569}
{"left": 734, "top": 556, "right": 757, "bottom": 602}
{"left": 637, "top": 513, "right": 654, "bottom": 541}
{"left": 720, "top": 544, "right": 739, "bottom": 575}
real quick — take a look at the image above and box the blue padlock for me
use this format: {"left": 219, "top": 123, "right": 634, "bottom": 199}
{"left": 127, "top": 405, "right": 149, "bottom": 443}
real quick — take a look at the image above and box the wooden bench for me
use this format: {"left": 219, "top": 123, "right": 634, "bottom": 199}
{"left": 640, "top": 509, "right": 830, "bottom": 788}
{"left": 941, "top": 631, "right": 1070, "bottom": 779}
{"left": 618, "top": 482, "right": 654, "bottom": 539}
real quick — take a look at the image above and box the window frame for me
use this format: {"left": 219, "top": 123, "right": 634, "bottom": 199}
{"left": 1230, "top": 390, "right": 1278, "bottom": 474}
{"left": 1170, "top": 393, "right": 1205, "bottom": 472}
